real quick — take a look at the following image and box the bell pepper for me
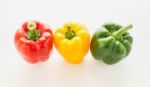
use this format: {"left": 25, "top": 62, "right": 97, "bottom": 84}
{"left": 90, "top": 23, "right": 133, "bottom": 64}
{"left": 54, "top": 22, "right": 90, "bottom": 64}
{"left": 14, "top": 21, "right": 53, "bottom": 64}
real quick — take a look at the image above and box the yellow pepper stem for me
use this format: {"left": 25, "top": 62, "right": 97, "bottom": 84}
{"left": 65, "top": 25, "right": 76, "bottom": 40}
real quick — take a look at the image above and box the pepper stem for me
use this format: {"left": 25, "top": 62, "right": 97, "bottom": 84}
{"left": 113, "top": 24, "right": 133, "bottom": 37}
{"left": 65, "top": 25, "right": 75, "bottom": 40}
{"left": 26, "top": 21, "right": 41, "bottom": 40}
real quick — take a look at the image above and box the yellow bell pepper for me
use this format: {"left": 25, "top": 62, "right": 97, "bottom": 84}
{"left": 54, "top": 22, "right": 90, "bottom": 64}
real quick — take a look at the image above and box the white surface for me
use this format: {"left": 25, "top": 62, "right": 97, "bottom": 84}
{"left": 0, "top": 0, "right": 150, "bottom": 87}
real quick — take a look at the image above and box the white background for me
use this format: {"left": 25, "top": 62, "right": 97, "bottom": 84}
{"left": 0, "top": 0, "right": 150, "bottom": 87}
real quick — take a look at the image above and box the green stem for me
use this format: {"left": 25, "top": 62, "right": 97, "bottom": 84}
{"left": 65, "top": 25, "right": 75, "bottom": 40}
{"left": 113, "top": 24, "right": 133, "bottom": 37}
{"left": 26, "top": 21, "right": 41, "bottom": 40}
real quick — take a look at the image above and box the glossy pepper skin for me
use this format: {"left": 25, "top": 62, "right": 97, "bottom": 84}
{"left": 54, "top": 22, "right": 90, "bottom": 64}
{"left": 90, "top": 23, "right": 133, "bottom": 65}
{"left": 14, "top": 21, "right": 53, "bottom": 64}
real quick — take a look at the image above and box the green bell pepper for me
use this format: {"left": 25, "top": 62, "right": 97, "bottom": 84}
{"left": 90, "top": 23, "right": 133, "bottom": 65}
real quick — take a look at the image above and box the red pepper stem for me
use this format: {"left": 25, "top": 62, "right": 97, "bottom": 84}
{"left": 66, "top": 25, "right": 75, "bottom": 40}
{"left": 26, "top": 21, "right": 41, "bottom": 40}
{"left": 113, "top": 24, "right": 133, "bottom": 37}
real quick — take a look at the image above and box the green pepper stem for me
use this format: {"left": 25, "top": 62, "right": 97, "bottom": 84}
{"left": 65, "top": 25, "right": 75, "bottom": 40}
{"left": 113, "top": 24, "right": 133, "bottom": 37}
{"left": 26, "top": 21, "right": 41, "bottom": 40}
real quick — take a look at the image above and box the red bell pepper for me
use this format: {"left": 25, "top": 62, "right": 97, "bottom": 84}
{"left": 14, "top": 21, "right": 53, "bottom": 63}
